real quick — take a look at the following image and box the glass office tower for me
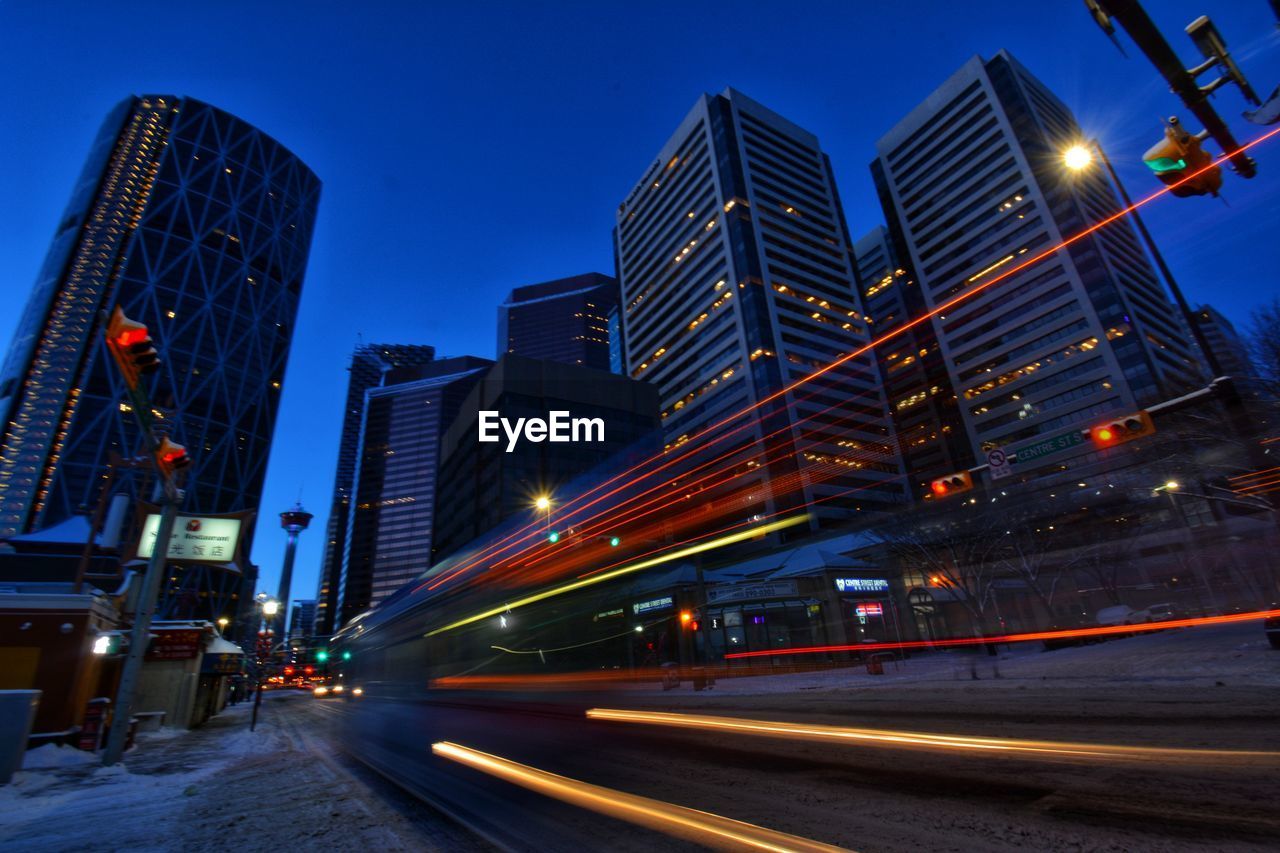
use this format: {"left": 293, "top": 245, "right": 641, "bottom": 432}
{"left": 614, "top": 88, "right": 906, "bottom": 525}
{"left": 872, "top": 53, "right": 1202, "bottom": 469}
{"left": 0, "top": 95, "right": 320, "bottom": 543}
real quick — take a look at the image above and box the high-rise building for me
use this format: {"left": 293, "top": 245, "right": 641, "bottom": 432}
{"left": 872, "top": 52, "right": 1202, "bottom": 470}
{"left": 314, "top": 343, "right": 436, "bottom": 638}
{"left": 853, "top": 226, "right": 973, "bottom": 497}
{"left": 613, "top": 88, "right": 906, "bottom": 525}
{"left": 432, "top": 355, "right": 661, "bottom": 562}
{"left": 497, "top": 273, "right": 618, "bottom": 370}
{"left": 1194, "top": 305, "right": 1255, "bottom": 383}
{"left": 334, "top": 356, "right": 491, "bottom": 627}
{"left": 0, "top": 96, "right": 320, "bottom": 541}
{"left": 288, "top": 598, "right": 316, "bottom": 645}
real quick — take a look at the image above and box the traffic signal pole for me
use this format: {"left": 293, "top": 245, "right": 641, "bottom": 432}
{"left": 98, "top": 306, "right": 191, "bottom": 766}
{"left": 101, "top": 497, "right": 178, "bottom": 765}
{"left": 1095, "top": 0, "right": 1256, "bottom": 178}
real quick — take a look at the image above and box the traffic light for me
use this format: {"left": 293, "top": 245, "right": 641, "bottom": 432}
{"left": 283, "top": 666, "right": 295, "bottom": 677}
{"left": 547, "top": 530, "right": 560, "bottom": 544}
{"left": 609, "top": 536, "right": 621, "bottom": 547}
{"left": 154, "top": 437, "right": 191, "bottom": 480}
{"left": 105, "top": 306, "right": 160, "bottom": 389}
{"left": 1142, "top": 119, "right": 1221, "bottom": 198}
{"left": 341, "top": 650, "right": 351, "bottom": 661}
{"left": 929, "top": 471, "right": 973, "bottom": 498}
{"left": 1091, "top": 411, "right": 1156, "bottom": 449}
{"left": 680, "top": 610, "right": 693, "bottom": 628}
{"left": 315, "top": 649, "right": 329, "bottom": 663}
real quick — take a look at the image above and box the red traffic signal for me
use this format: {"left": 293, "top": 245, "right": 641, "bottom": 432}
{"left": 1142, "top": 119, "right": 1222, "bottom": 198}
{"left": 283, "top": 666, "right": 295, "bottom": 676}
{"left": 155, "top": 437, "right": 192, "bottom": 480}
{"left": 105, "top": 306, "right": 160, "bottom": 389}
{"left": 929, "top": 471, "right": 973, "bottom": 498}
{"left": 1091, "top": 411, "right": 1156, "bottom": 449}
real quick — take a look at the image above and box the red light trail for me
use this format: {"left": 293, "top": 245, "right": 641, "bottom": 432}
{"left": 723, "top": 609, "right": 1280, "bottom": 659}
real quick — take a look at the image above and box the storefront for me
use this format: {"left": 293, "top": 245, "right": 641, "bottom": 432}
{"left": 702, "top": 580, "right": 828, "bottom": 662}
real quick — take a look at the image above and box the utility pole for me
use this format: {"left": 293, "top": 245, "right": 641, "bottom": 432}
{"left": 100, "top": 307, "right": 191, "bottom": 766}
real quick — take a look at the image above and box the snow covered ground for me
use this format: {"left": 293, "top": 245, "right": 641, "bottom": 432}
{"left": 0, "top": 696, "right": 488, "bottom": 853}
{"left": 667, "top": 621, "right": 1280, "bottom": 697}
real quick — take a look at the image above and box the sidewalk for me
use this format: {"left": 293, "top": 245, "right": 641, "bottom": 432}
{"left": 0, "top": 694, "right": 488, "bottom": 852}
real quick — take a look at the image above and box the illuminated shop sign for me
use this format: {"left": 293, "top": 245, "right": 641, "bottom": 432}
{"left": 706, "top": 580, "right": 798, "bottom": 605}
{"left": 138, "top": 514, "right": 242, "bottom": 561}
{"left": 632, "top": 596, "right": 674, "bottom": 615}
{"left": 834, "top": 577, "right": 889, "bottom": 593}
{"left": 855, "top": 602, "right": 884, "bottom": 617}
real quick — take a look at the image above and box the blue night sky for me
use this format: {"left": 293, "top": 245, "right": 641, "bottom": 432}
{"left": 2, "top": 1, "right": 1278, "bottom": 605}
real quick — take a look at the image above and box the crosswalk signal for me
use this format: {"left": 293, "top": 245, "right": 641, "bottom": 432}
{"left": 105, "top": 306, "right": 160, "bottom": 389}
{"left": 1142, "top": 118, "right": 1221, "bottom": 198}
{"left": 929, "top": 471, "right": 973, "bottom": 499}
{"left": 155, "top": 437, "right": 191, "bottom": 480}
{"left": 1091, "top": 411, "right": 1156, "bottom": 449}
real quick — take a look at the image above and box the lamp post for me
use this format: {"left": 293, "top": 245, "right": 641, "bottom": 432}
{"left": 250, "top": 595, "right": 279, "bottom": 732}
{"left": 534, "top": 494, "right": 552, "bottom": 539}
{"left": 1062, "top": 139, "right": 1224, "bottom": 379}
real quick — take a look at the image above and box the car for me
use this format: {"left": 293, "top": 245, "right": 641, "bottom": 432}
{"left": 1096, "top": 605, "right": 1142, "bottom": 626}
{"left": 1140, "top": 603, "right": 1178, "bottom": 623}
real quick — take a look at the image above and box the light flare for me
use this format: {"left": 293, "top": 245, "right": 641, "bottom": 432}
{"left": 586, "top": 709, "right": 1280, "bottom": 765}
{"left": 431, "top": 741, "right": 849, "bottom": 852}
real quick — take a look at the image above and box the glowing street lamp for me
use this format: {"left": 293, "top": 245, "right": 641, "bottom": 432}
{"left": 1063, "top": 144, "right": 1093, "bottom": 171}
{"left": 534, "top": 495, "right": 551, "bottom": 511}
{"left": 261, "top": 598, "right": 280, "bottom": 617}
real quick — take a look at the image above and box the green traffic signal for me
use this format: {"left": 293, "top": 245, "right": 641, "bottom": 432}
{"left": 609, "top": 536, "right": 621, "bottom": 547}
{"left": 342, "top": 651, "right": 352, "bottom": 661}
{"left": 315, "top": 649, "right": 329, "bottom": 663}
{"left": 548, "top": 530, "right": 560, "bottom": 543}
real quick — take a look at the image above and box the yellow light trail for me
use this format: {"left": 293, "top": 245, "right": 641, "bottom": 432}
{"left": 425, "top": 514, "right": 808, "bottom": 637}
{"left": 586, "top": 709, "right": 1280, "bottom": 766}
{"left": 431, "top": 741, "right": 850, "bottom": 852}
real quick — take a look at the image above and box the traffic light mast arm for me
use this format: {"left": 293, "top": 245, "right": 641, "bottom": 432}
{"left": 1093, "top": 0, "right": 1256, "bottom": 177}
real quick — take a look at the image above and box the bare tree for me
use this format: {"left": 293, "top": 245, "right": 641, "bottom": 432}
{"left": 1248, "top": 296, "right": 1280, "bottom": 400}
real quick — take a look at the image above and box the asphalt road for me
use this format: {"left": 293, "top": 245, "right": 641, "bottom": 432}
{"left": 305, "top": 667, "right": 1280, "bottom": 853}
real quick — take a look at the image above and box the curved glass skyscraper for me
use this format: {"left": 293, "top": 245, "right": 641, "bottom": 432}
{"left": 0, "top": 95, "right": 320, "bottom": 543}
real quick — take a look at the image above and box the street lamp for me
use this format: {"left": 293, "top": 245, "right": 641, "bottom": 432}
{"left": 261, "top": 598, "right": 279, "bottom": 618}
{"left": 534, "top": 495, "right": 551, "bottom": 511}
{"left": 1063, "top": 144, "right": 1093, "bottom": 171}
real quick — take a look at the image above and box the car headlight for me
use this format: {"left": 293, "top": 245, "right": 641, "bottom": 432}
{"left": 313, "top": 686, "right": 328, "bottom": 696}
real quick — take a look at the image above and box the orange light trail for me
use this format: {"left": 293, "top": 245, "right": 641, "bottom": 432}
{"left": 724, "top": 609, "right": 1280, "bottom": 659}
{"left": 431, "top": 741, "right": 849, "bottom": 852}
{"left": 419, "top": 124, "right": 1280, "bottom": 594}
{"left": 585, "top": 709, "right": 1280, "bottom": 766}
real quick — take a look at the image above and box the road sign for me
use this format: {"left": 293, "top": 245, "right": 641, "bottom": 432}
{"left": 986, "top": 447, "right": 1013, "bottom": 480}
{"left": 1011, "top": 429, "right": 1086, "bottom": 466}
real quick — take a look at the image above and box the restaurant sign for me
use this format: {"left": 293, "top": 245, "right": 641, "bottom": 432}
{"left": 706, "top": 580, "right": 798, "bottom": 605}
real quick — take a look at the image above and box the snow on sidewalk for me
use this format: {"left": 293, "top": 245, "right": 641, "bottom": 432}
{"left": 0, "top": 696, "right": 485, "bottom": 853}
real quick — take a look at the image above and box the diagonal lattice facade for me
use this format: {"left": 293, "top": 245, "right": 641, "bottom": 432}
{"left": 0, "top": 95, "right": 320, "bottom": 577}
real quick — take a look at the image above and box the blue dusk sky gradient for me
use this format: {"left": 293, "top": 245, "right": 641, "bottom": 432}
{"left": 1, "top": 1, "right": 1277, "bottom": 608}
